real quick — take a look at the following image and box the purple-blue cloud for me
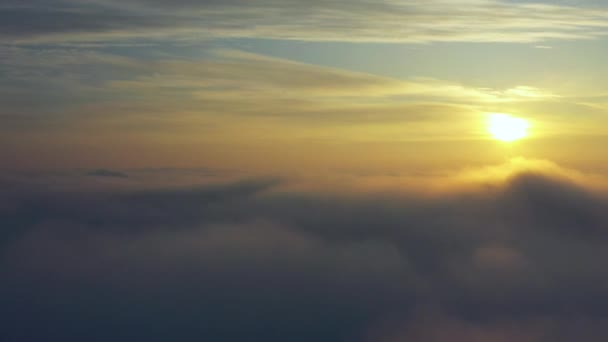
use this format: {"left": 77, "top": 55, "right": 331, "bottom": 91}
{"left": 2, "top": 168, "right": 608, "bottom": 341}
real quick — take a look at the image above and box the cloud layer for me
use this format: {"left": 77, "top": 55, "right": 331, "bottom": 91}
{"left": 3, "top": 163, "right": 608, "bottom": 341}
{"left": 3, "top": 0, "right": 608, "bottom": 44}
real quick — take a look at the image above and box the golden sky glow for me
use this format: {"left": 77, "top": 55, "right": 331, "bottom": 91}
{"left": 6, "top": 2, "right": 608, "bottom": 341}
{"left": 1, "top": 0, "right": 608, "bottom": 177}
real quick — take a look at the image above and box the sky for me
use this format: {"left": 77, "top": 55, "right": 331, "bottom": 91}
{"left": 3, "top": 0, "right": 608, "bottom": 341}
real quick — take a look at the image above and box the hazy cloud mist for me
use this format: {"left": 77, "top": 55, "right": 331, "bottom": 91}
{"left": 3, "top": 164, "right": 608, "bottom": 341}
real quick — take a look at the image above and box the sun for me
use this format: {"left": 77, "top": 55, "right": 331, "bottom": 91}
{"left": 487, "top": 113, "right": 529, "bottom": 142}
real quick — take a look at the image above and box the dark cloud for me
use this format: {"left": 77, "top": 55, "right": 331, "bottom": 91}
{"left": 0, "top": 4, "right": 174, "bottom": 40}
{"left": 86, "top": 169, "right": 129, "bottom": 178}
{"left": 2, "top": 171, "right": 608, "bottom": 341}
{"left": 2, "top": 0, "right": 608, "bottom": 43}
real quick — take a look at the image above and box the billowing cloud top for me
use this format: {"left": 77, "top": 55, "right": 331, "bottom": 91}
{"left": 3, "top": 162, "right": 608, "bottom": 341}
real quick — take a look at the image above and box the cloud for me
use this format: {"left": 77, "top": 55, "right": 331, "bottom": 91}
{"left": 3, "top": 0, "right": 608, "bottom": 44}
{"left": 0, "top": 46, "right": 557, "bottom": 130}
{"left": 86, "top": 169, "right": 129, "bottom": 178}
{"left": 0, "top": 5, "right": 163, "bottom": 38}
{"left": 3, "top": 161, "right": 608, "bottom": 341}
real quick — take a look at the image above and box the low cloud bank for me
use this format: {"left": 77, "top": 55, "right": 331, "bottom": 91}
{"left": 2, "top": 162, "right": 608, "bottom": 341}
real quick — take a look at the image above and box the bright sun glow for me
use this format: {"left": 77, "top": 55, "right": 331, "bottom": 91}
{"left": 488, "top": 113, "right": 529, "bottom": 142}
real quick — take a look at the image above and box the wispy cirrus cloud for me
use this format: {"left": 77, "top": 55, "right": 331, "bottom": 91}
{"left": 0, "top": 47, "right": 556, "bottom": 108}
{"left": 3, "top": 0, "right": 608, "bottom": 44}
{"left": 102, "top": 49, "right": 560, "bottom": 105}
{"left": 0, "top": 46, "right": 573, "bottom": 147}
